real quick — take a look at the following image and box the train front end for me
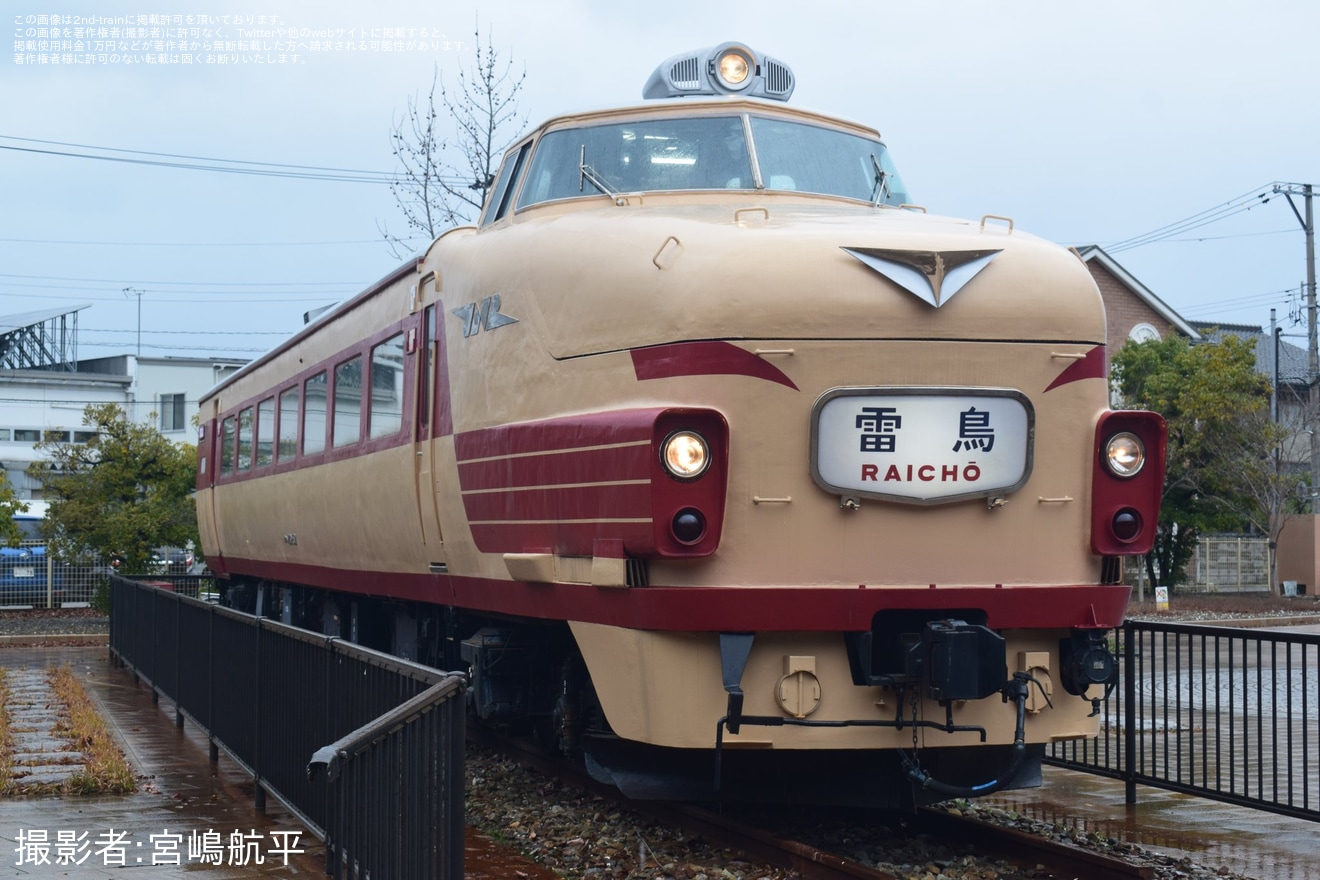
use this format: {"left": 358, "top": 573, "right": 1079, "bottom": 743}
{"left": 433, "top": 43, "right": 1168, "bottom": 805}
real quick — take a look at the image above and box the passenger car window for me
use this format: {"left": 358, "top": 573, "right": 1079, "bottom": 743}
{"left": 370, "top": 335, "right": 405, "bottom": 439}
{"left": 256, "top": 397, "right": 274, "bottom": 467}
{"left": 220, "top": 417, "right": 235, "bottom": 476}
{"left": 333, "top": 356, "right": 362, "bottom": 448}
{"left": 303, "top": 371, "right": 328, "bottom": 455}
{"left": 277, "top": 387, "right": 299, "bottom": 461}
{"left": 237, "top": 407, "right": 253, "bottom": 471}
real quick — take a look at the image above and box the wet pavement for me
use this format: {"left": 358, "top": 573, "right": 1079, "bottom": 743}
{"left": 0, "top": 646, "right": 328, "bottom": 877}
{"left": 2, "top": 644, "right": 1315, "bottom": 879}
{"left": 0, "top": 646, "right": 553, "bottom": 879}
{"left": 988, "top": 618, "right": 1320, "bottom": 880}
{"left": 989, "top": 763, "right": 1319, "bottom": 880}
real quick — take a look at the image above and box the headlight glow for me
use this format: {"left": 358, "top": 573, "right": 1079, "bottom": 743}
{"left": 1105, "top": 432, "right": 1145, "bottom": 478}
{"left": 716, "top": 51, "right": 751, "bottom": 87}
{"left": 663, "top": 431, "right": 710, "bottom": 479}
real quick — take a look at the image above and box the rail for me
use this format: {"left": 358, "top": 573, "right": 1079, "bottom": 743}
{"left": 1048, "top": 619, "right": 1320, "bottom": 823}
{"left": 107, "top": 575, "right": 466, "bottom": 878}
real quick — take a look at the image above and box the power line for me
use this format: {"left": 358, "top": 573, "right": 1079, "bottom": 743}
{"left": 0, "top": 290, "right": 342, "bottom": 304}
{"left": 0, "top": 236, "right": 410, "bottom": 247}
{"left": 1180, "top": 288, "right": 1295, "bottom": 313}
{"left": 75, "top": 340, "right": 270, "bottom": 353}
{"left": 0, "top": 134, "right": 472, "bottom": 187}
{"left": 1128, "top": 228, "right": 1296, "bottom": 245}
{"left": 79, "top": 328, "right": 291, "bottom": 336}
{"left": 0, "top": 271, "right": 365, "bottom": 287}
{"left": 0, "top": 134, "right": 390, "bottom": 175}
{"left": 1103, "top": 184, "right": 1277, "bottom": 253}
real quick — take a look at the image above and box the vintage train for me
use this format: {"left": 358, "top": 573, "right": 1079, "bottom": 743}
{"left": 195, "top": 42, "right": 1166, "bottom": 806}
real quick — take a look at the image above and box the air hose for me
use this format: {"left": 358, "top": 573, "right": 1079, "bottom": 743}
{"left": 898, "top": 671, "right": 1034, "bottom": 798}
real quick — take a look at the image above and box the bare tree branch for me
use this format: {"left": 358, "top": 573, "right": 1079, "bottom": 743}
{"left": 381, "top": 23, "right": 528, "bottom": 258}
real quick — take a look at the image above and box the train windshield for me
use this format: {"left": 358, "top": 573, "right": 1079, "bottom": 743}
{"left": 514, "top": 113, "right": 908, "bottom": 209}
{"left": 749, "top": 117, "right": 909, "bottom": 205}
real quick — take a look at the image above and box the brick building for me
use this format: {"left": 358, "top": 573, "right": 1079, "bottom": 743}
{"left": 1075, "top": 245, "right": 1201, "bottom": 348}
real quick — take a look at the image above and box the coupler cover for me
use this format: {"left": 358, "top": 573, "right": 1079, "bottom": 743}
{"left": 910, "top": 620, "right": 1007, "bottom": 702}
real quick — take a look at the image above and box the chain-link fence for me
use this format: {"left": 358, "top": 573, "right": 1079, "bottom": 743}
{"left": 1190, "top": 535, "right": 1270, "bottom": 592}
{"left": 1, "top": 540, "right": 205, "bottom": 608}
{"left": 1125, "top": 535, "right": 1272, "bottom": 596}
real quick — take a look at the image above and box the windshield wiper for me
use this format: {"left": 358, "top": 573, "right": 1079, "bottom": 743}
{"left": 579, "top": 145, "right": 620, "bottom": 198}
{"left": 870, "top": 153, "right": 890, "bottom": 207}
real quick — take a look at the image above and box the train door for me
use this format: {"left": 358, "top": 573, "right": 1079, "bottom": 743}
{"left": 195, "top": 400, "right": 225, "bottom": 573}
{"left": 412, "top": 287, "right": 446, "bottom": 561}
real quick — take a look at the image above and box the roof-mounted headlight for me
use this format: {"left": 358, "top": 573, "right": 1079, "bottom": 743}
{"left": 714, "top": 49, "right": 752, "bottom": 89}
{"left": 642, "top": 42, "right": 795, "bottom": 101}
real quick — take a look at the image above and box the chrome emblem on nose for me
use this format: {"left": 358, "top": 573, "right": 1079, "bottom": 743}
{"left": 842, "top": 247, "right": 1001, "bottom": 308}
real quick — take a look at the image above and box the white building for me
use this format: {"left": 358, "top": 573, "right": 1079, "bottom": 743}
{"left": 0, "top": 306, "right": 247, "bottom": 500}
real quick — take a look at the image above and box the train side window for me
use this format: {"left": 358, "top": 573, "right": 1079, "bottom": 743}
{"left": 255, "top": 397, "right": 274, "bottom": 467}
{"left": 369, "top": 334, "right": 405, "bottom": 439}
{"left": 237, "top": 407, "right": 253, "bottom": 472}
{"left": 303, "top": 371, "right": 328, "bottom": 455}
{"left": 480, "top": 140, "right": 531, "bottom": 226}
{"left": 333, "top": 355, "right": 362, "bottom": 448}
{"left": 277, "top": 386, "right": 299, "bottom": 461}
{"left": 220, "top": 416, "right": 235, "bottom": 477}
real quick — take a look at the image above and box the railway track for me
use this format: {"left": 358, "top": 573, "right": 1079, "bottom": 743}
{"left": 468, "top": 726, "right": 1156, "bottom": 880}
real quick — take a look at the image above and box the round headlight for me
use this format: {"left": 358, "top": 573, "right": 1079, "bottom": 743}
{"left": 716, "top": 51, "right": 751, "bottom": 88}
{"left": 662, "top": 431, "right": 710, "bottom": 479}
{"left": 1105, "top": 432, "right": 1145, "bottom": 478}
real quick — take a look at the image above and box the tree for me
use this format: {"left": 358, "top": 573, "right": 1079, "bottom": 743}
{"left": 1111, "top": 332, "right": 1297, "bottom": 590}
{"left": 27, "top": 403, "right": 199, "bottom": 572}
{"left": 379, "top": 25, "right": 528, "bottom": 257}
{"left": 0, "top": 470, "right": 28, "bottom": 546}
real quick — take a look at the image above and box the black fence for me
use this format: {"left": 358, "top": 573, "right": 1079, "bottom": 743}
{"left": 309, "top": 677, "right": 465, "bottom": 880}
{"left": 108, "top": 576, "right": 466, "bottom": 878}
{"left": 1048, "top": 619, "right": 1320, "bottom": 823}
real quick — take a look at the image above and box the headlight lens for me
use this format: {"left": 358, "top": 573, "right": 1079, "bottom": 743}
{"left": 1105, "top": 432, "right": 1145, "bottom": 478}
{"left": 663, "top": 431, "right": 710, "bottom": 479}
{"left": 716, "top": 51, "right": 751, "bottom": 87}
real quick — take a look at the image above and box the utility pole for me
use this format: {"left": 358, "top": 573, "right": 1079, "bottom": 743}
{"left": 122, "top": 286, "right": 144, "bottom": 359}
{"left": 122, "top": 286, "right": 145, "bottom": 424}
{"left": 1274, "top": 183, "right": 1317, "bottom": 511}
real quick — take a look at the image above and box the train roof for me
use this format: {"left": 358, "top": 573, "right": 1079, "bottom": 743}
{"left": 524, "top": 96, "right": 884, "bottom": 142}
{"left": 202, "top": 257, "right": 419, "bottom": 401}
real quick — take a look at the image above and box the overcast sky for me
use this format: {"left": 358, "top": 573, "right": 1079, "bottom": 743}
{"left": 3, "top": 0, "right": 1318, "bottom": 365}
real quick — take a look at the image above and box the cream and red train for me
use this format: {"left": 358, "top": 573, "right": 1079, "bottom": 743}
{"left": 195, "top": 43, "right": 1165, "bottom": 805}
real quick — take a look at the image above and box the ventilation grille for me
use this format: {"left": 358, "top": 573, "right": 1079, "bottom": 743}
{"left": 1100, "top": 555, "right": 1122, "bottom": 585}
{"left": 626, "top": 558, "right": 650, "bottom": 588}
{"left": 762, "top": 57, "right": 795, "bottom": 98}
{"left": 669, "top": 55, "right": 701, "bottom": 90}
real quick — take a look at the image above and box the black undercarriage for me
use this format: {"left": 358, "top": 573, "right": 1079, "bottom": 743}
{"left": 220, "top": 576, "right": 1105, "bottom": 806}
